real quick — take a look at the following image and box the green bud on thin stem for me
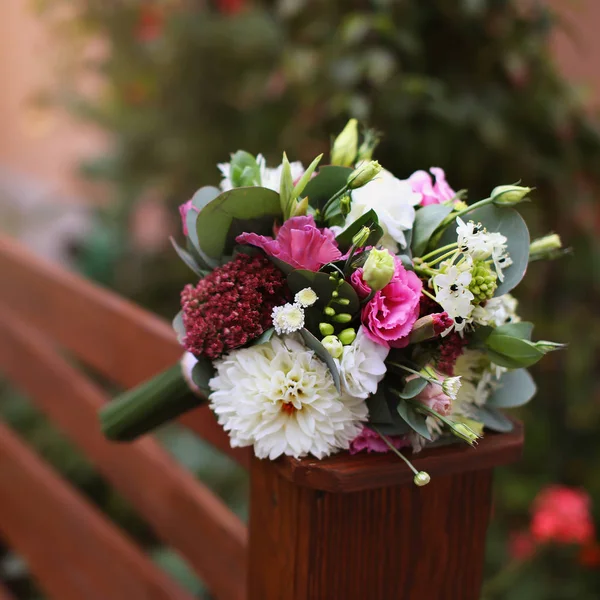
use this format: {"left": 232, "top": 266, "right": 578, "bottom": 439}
{"left": 319, "top": 322, "right": 335, "bottom": 336}
{"left": 331, "top": 119, "right": 358, "bottom": 167}
{"left": 338, "top": 328, "right": 356, "bottom": 345}
{"left": 332, "top": 313, "right": 352, "bottom": 324}
{"left": 335, "top": 297, "right": 351, "bottom": 306}
{"left": 348, "top": 160, "right": 383, "bottom": 189}
{"left": 324, "top": 307, "right": 336, "bottom": 317}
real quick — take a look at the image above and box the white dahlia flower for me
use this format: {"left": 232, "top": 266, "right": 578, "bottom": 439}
{"left": 208, "top": 335, "right": 368, "bottom": 459}
{"left": 336, "top": 327, "right": 389, "bottom": 399}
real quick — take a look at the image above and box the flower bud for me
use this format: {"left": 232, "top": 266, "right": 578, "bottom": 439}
{"left": 534, "top": 340, "right": 567, "bottom": 353}
{"left": 331, "top": 119, "right": 358, "bottom": 167}
{"left": 321, "top": 335, "right": 343, "bottom": 358}
{"left": 340, "top": 194, "right": 351, "bottom": 216}
{"left": 491, "top": 184, "right": 533, "bottom": 206}
{"left": 469, "top": 260, "right": 497, "bottom": 304}
{"left": 413, "top": 471, "right": 431, "bottom": 487}
{"left": 319, "top": 322, "right": 334, "bottom": 336}
{"left": 451, "top": 422, "right": 480, "bottom": 446}
{"left": 356, "top": 128, "right": 380, "bottom": 163}
{"left": 335, "top": 297, "right": 350, "bottom": 306}
{"left": 338, "top": 328, "right": 356, "bottom": 345}
{"left": 441, "top": 376, "right": 462, "bottom": 400}
{"left": 332, "top": 313, "right": 353, "bottom": 324}
{"left": 363, "top": 248, "right": 395, "bottom": 291}
{"left": 348, "top": 160, "right": 382, "bottom": 189}
{"left": 351, "top": 226, "right": 371, "bottom": 248}
{"left": 529, "top": 233, "right": 563, "bottom": 262}
{"left": 324, "top": 307, "right": 336, "bottom": 317}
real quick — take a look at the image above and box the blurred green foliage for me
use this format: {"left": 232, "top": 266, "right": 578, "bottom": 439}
{"left": 13, "top": 0, "right": 600, "bottom": 596}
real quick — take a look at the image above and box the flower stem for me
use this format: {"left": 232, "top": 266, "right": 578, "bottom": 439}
{"left": 427, "top": 248, "right": 460, "bottom": 267}
{"left": 419, "top": 242, "right": 458, "bottom": 262}
{"left": 322, "top": 186, "right": 349, "bottom": 218}
{"left": 437, "top": 196, "right": 493, "bottom": 231}
{"left": 371, "top": 425, "right": 419, "bottom": 476}
{"left": 421, "top": 288, "right": 438, "bottom": 303}
{"left": 388, "top": 363, "right": 439, "bottom": 386}
{"left": 413, "top": 264, "right": 437, "bottom": 277}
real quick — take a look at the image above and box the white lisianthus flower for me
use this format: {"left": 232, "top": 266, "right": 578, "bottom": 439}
{"left": 335, "top": 327, "right": 389, "bottom": 399}
{"left": 271, "top": 303, "right": 305, "bottom": 334}
{"left": 294, "top": 287, "right": 318, "bottom": 307}
{"left": 208, "top": 335, "right": 367, "bottom": 459}
{"left": 441, "top": 376, "right": 462, "bottom": 400}
{"left": 218, "top": 154, "right": 304, "bottom": 193}
{"left": 472, "top": 293, "right": 521, "bottom": 327}
{"left": 333, "top": 169, "right": 421, "bottom": 252}
{"left": 433, "top": 258, "right": 475, "bottom": 332}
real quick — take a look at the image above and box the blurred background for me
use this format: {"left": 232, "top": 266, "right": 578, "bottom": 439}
{"left": 1, "top": 0, "right": 599, "bottom": 598}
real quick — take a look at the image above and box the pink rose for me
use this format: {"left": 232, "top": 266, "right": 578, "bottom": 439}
{"left": 349, "top": 426, "right": 409, "bottom": 455}
{"left": 407, "top": 375, "right": 452, "bottom": 416}
{"left": 351, "top": 258, "right": 422, "bottom": 348}
{"left": 407, "top": 167, "right": 456, "bottom": 207}
{"left": 179, "top": 199, "right": 194, "bottom": 236}
{"left": 236, "top": 215, "right": 342, "bottom": 272}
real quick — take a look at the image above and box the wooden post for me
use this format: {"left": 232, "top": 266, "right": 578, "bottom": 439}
{"left": 248, "top": 422, "right": 523, "bottom": 600}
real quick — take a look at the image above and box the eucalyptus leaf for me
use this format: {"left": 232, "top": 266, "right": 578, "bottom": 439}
{"left": 186, "top": 186, "right": 221, "bottom": 269}
{"left": 396, "top": 400, "right": 433, "bottom": 440}
{"left": 412, "top": 204, "right": 453, "bottom": 256}
{"left": 397, "top": 254, "right": 414, "bottom": 270}
{"left": 486, "top": 334, "right": 544, "bottom": 368}
{"left": 436, "top": 204, "right": 530, "bottom": 295}
{"left": 334, "top": 209, "right": 384, "bottom": 252}
{"left": 250, "top": 327, "right": 275, "bottom": 346}
{"left": 300, "top": 328, "right": 341, "bottom": 393}
{"left": 366, "top": 387, "right": 394, "bottom": 424}
{"left": 487, "top": 369, "right": 537, "bottom": 408}
{"left": 170, "top": 237, "right": 209, "bottom": 278}
{"left": 469, "top": 405, "right": 515, "bottom": 433}
{"left": 191, "top": 357, "right": 216, "bottom": 397}
{"left": 395, "top": 376, "right": 428, "bottom": 399}
{"left": 303, "top": 165, "right": 353, "bottom": 210}
{"left": 196, "top": 186, "right": 281, "bottom": 259}
{"left": 172, "top": 310, "right": 185, "bottom": 344}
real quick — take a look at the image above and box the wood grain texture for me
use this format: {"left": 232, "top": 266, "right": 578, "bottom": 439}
{"left": 276, "top": 422, "right": 523, "bottom": 492}
{"left": 0, "top": 307, "right": 247, "bottom": 600}
{"left": 0, "top": 235, "right": 248, "bottom": 466}
{"left": 249, "top": 457, "right": 495, "bottom": 600}
{"left": 0, "top": 422, "right": 194, "bottom": 600}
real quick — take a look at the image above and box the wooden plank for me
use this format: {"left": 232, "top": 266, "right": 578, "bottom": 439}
{"left": 275, "top": 422, "right": 523, "bottom": 492}
{"left": 0, "top": 583, "right": 16, "bottom": 600}
{"left": 0, "top": 422, "right": 194, "bottom": 600}
{"left": 0, "top": 308, "right": 247, "bottom": 600}
{"left": 0, "top": 235, "right": 248, "bottom": 466}
{"left": 249, "top": 457, "right": 494, "bottom": 600}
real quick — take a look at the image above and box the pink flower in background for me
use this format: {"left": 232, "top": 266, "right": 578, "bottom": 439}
{"left": 351, "top": 258, "right": 422, "bottom": 348}
{"left": 236, "top": 215, "right": 342, "bottom": 271}
{"left": 178, "top": 200, "right": 195, "bottom": 236}
{"left": 531, "top": 486, "right": 595, "bottom": 545}
{"left": 406, "top": 375, "right": 452, "bottom": 416}
{"left": 349, "top": 426, "right": 409, "bottom": 455}
{"left": 407, "top": 167, "right": 456, "bottom": 206}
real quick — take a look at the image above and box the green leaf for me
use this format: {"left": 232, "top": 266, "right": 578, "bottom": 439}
{"left": 494, "top": 321, "right": 534, "bottom": 340}
{"left": 279, "top": 153, "right": 294, "bottom": 218}
{"left": 412, "top": 204, "right": 453, "bottom": 256}
{"left": 250, "top": 327, "right": 275, "bottom": 346}
{"left": 172, "top": 310, "right": 185, "bottom": 344}
{"left": 487, "top": 369, "right": 537, "bottom": 408}
{"left": 469, "top": 405, "right": 514, "bottom": 433}
{"left": 397, "top": 254, "right": 414, "bottom": 270}
{"left": 191, "top": 357, "right": 216, "bottom": 397}
{"left": 228, "top": 150, "right": 261, "bottom": 187}
{"left": 396, "top": 400, "right": 433, "bottom": 440}
{"left": 287, "top": 270, "right": 360, "bottom": 315}
{"left": 366, "top": 385, "right": 412, "bottom": 436}
{"left": 293, "top": 154, "right": 323, "bottom": 199}
{"left": 334, "top": 209, "right": 384, "bottom": 252}
{"left": 299, "top": 328, "right": 341, "bottom": 393}
{"left": 186, "top": 186, "right": 221, "bottom": 268}
{"left": 170, "top": 237, "right": 209, "bottom": 278}
{"left": 486, "top": 334, "right": 544, "bottom": 368}
{"left": 436, "top": 204, "right": 530, "bottom": 295}
{"left": 196, "top": 186, "right": 281, "bottom": 259}
{"left": 394, "top": 377, "right": 428, "bottom": 399}
{"left": 303, "top": 165, "right": 353, "bottom": 210}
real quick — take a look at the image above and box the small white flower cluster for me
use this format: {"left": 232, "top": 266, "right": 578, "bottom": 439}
{"left": 433, "top": 258, "right": 475, "bottom": 333}
{"left": 271, "top": 288, "right": 318, "bottom": 335}
{"left": 472, "top": 294, "right": 520, "bottom": 327}
{"left": 218, "top": 154, "right": 305, "bottom": 193}
{"left": 456, "top": 217, "right": 512, "bottom": 281}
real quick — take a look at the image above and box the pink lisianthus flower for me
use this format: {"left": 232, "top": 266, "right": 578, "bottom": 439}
{"left": 406, "top": 375, "right": 452, "bottom": 416}
{"left": 531, "top": 486, "right": 595, "bottom": 545}
{"left": 349, "top": 426, "right": 409, "bottom": 455}
{"left": 236, "top": 215, "right": 342, "bottom": 272}
{"left": 407, "top": 167, "right": 456, "bottom": 207}
{"left": 351, "top": 258, "right": 422, "bottom": 348}
{"left": 178, "top": 199, "right": 195, "bottom": 236}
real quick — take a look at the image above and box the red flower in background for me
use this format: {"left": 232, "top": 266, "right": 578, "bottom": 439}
{"left": 135, "top": 6, "right": 164, "bottom": 43}
{"left": 531, "top": 486, "right": 595, "bottom": 545}
{"left": 217, "top": 0, "right": 245, "bottom": 15}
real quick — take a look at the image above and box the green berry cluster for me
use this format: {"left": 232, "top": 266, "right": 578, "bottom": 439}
{"left": 469, "top": 260, "right": 497, "bottom": 304}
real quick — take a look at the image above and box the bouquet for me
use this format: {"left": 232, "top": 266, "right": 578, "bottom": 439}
{"left": 100, "top": 119, "right": 565, "bottom": 485}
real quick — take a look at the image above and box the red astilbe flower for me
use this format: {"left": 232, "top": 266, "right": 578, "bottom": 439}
{"left": 437, "top": 332, "right": 468, "bottom": 375}
{"left": 531, "top": 485, "right": 595, "bottom": 545}
{"left": 181, "top": 253, "right": 288, "bottom": 360}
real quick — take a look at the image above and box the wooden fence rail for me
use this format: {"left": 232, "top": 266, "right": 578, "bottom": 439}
{"left": 0, "top": 236, "right": 523, "bottom": 600}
